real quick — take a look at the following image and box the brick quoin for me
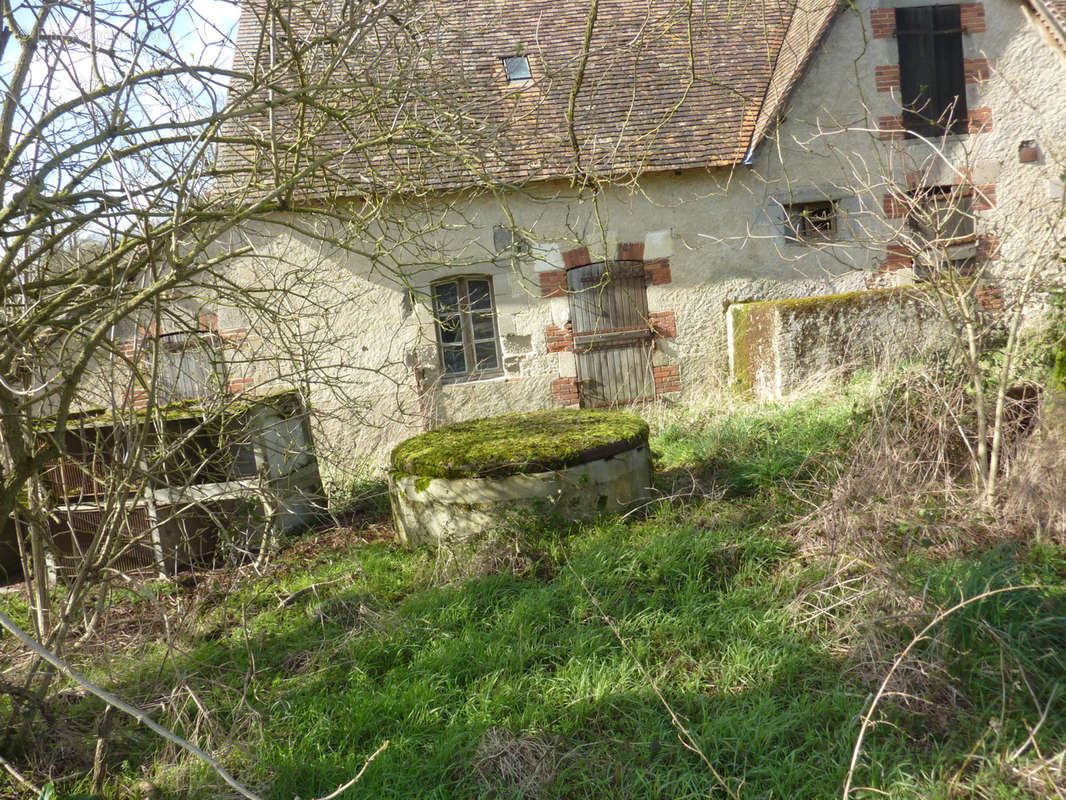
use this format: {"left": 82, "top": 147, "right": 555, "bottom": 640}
{"left": 960, "top": 3, "right": 986, "bottom": 33}
{"left": 198, "top": 311, "right": 218, "bottom": 332}
{"left": 877, "top": 115, "right": 904, "bottom": 141}
{"left": 971, "top": 185, "right": 996, "bottom": 210}
{"left": 545, "top": 323, "right": 574, "bottom": 353}
{"left": 964, "top": 57, "right": 990, "bottom": 83}
{"left": 977, "top": 234, "right": 1000, "bottom": 260}
{"left": 617, "top": 241, "right": 645, "bottom": 261}
{"left": 653, "top": 365, "right": 681, "bottom": 395}
{"left": 968, "top": 107, "right": 993, "bottom": 133}
{"left": 884, "top": 244, "right": 913, "bottom": 268}
{"left": 551, "top": 377, "right": 580, "bottom": 407}
{"left": 976, "top": 285, "right": 1002, "bottom": 311}
{"left": 648, "top": 311, "right": 677, "bottom": 338}
{"left": 883, "top": 193, "right": 909, "bottom": 218}
{"left": 228, "top": 377, "right": 254, "bottom": 395}
{"left": 539, "top": 270, "right": 567, "bottom": 298}
{"left": 643, "top": 258, "right": 672, "bottom": 285}
{"left": 561, "top": 246, "right": 590, "bottom": 270}
{"left": 874, "top": 65, "right": 900, "bottom": 93}
{"left": 870, "top": 8, "right": 895, "bottom": 38}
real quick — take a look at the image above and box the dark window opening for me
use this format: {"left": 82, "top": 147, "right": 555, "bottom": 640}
{"left": 908, "top": 185, "right": 975, "bottom": 246}
{"left": 431, "top": 277, "right": 502, "bottom": 380}
{"left": 784, "top": 201, "right": 837, "bottom": 242}
{"left": 896, "top": 5, "right": 968, "bottom": 137}
{"left": 502, "top": 55, "right": 532, "bottom": 82}
{"left": 909, "top": 185, "right": 977, "bottom": 281}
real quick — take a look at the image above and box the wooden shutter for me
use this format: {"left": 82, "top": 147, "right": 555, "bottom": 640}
{"left": 896, "top": 5, "right": 966, "bottom": 136}
{"left": 932, "top": 5, "right": 966, "bottom": 134}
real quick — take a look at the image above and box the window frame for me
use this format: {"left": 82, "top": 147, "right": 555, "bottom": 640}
{"left": 895, "top": 4, "right": 968, "bottom": 138}
{"left": 907, "top": 184, "right": 975, "bottom": 246}
{"left": 782, "top": 200, "right": 838, "bottom": 244}
{"left": 907, "top": 185, "right": 978, "bottom": 280}
{"left": 501, "top": 55, "right": 533, "bottom": 83}
{"left": 430, "top": 276, "right": 504, "bottom": 383}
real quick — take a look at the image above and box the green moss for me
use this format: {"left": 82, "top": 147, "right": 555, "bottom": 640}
{"left": 33, "top": 388, "right": 301, "bottom": 431}
{"left": 1053, "top": 343, "right": 1066, "bottom": 392}
{"left": 390, "top": 409, "right": 650, "bottom": 479}
{"left": 740, "top": 286, "right": 923, "bottom": 317}
{"left": 731, "top": 305, "right": 751, "bottom": 391}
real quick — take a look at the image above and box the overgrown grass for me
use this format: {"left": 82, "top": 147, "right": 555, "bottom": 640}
{"left": 10, "top": 383, "right": 1066, "bottom": 800}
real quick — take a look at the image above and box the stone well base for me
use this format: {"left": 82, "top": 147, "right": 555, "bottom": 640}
{"left": 389, "top": 444, "right": 652, "bottom": 547}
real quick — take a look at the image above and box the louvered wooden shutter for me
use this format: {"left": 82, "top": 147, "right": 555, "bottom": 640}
{"left": 896, "top": 5, "right": 967, "bottom": 136}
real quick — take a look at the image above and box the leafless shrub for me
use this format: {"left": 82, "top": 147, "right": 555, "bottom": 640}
{"left": 473, "top": 727, "right": 560, "bottom": 800}
{"left": 1010, "top": 749, "right": 1066, "bottom": 799}
{"left": 1003, "top": 394, "right": 1066, "bottom": 541}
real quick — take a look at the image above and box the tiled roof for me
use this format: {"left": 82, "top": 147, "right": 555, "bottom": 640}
{"left": 1033, "top": 0, "right": 1066, "bottom": 50}
{"left": 216, "top": 0, "right": 840, "bottom": 201}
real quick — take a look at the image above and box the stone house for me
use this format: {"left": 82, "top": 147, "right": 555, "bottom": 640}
{"left": 210, "top": 0, "right": 1066, "bottom": 479}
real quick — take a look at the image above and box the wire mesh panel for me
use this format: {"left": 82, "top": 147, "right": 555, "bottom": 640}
{"left": 567, "top": 262, "right": 654, "bottom": 408}
{"left": 48, "top": 505, "right": 158, "bottom": 578}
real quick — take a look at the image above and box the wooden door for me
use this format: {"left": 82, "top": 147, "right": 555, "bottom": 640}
{"left": 566, "top": 261, "right": 654, "bottom": 407}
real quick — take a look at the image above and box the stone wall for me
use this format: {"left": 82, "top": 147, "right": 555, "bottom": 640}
{"left": 727, "top": 288, "right": 951, "bottom": 400}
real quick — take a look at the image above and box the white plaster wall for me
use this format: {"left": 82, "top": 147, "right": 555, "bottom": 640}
{"left": 221, "top": 0, "right": 1066, "bottom": 478}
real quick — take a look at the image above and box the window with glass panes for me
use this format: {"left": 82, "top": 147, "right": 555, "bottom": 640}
{"left": 431, "top": 277, "right": 502, "bottom": 378}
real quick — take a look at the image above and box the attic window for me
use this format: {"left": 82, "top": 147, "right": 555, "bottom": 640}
{"left": 502, "top": 55, "right": 532, "bottom": 82}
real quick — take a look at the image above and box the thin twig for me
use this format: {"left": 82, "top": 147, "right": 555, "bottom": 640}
{"left": 842, "top": 585, "right": 1043, "bottom": 800}
{"left": 569, "top": 565, "right": 741, "bottom": 800}
{"left": 306, "top": 739, "right": 389, "bottom": 800}
{"left": 0, "top": 752, "right": 40, "bottom": 795}
{"left": 0, "top": 608, "right": 266, "bottom": 800}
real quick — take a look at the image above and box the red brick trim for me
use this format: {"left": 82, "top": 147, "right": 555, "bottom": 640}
{"left": 617, "top": 241, "right": 645, "bottom": 261}
{"left": 875, "top": 65, "right": 900, "bottom": 93}
{"left": 649, "top": 311, "right": 677, "bottom": 338}
{"left": 545, "top": 323, "right": 574, "bottom": 353}
{"left": 539, "top": 270, "right": 567, "bottom": 298}
{"left": 883, "top": 193, "right": 910, "bottom": 218}
{"left": 961, "top": 3, "right": 985, "bottom": 33}
{"left": 976, "top": 285, "right": 1002, "bottom": 310}
{"left": 878, "top": 115, "right": 905, "bottom": 141}
{"left": 198, "top": 311, "right": 218, "bottom": 332}
{"left": 884, "top": 244, "right": 914, "bottom": 268}
{"left": 216, "top": 327, "right": 249, "bottom": 348}
{"left": 653, "top": 364, "right": 681, "bottom": 395}
{"left": 968, "top": 107, "right": 993, "bottom": 133}
{"left": 976, "top": 234, "right": 1000, "bottom": 261}
{"left": 871, "top": 8, "right": 895, "bottom": 38}
{"left": 228, "top": 378, "right": 255, "bottom": 395}
{"left": 971, "top": 185, "right": 996, "bottom": 210}
{"left": 551, "top": 377, "right": 580, "bottom": 407}
{"left": 644, "top": 258, "right": 672, "bottom": 286}
{"left": 964, "top": 57, "right": 990, "bottom": 83}
{"left": 561, "top": 246, "right": 591, "bottom": 270}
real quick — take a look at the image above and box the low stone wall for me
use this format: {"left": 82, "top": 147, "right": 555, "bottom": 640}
{"left": 727, "top": 287, "right": 949, "bottom": 399}
{"left": 389, "top": 443, "right": 652, "bottom": 547}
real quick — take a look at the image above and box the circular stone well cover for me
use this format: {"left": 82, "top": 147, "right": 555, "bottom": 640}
{"left": 390, "top": 409, "right": 649, "bottom": 479}
{"left": 388, "top": 410, "right": 652, "bottom": 546}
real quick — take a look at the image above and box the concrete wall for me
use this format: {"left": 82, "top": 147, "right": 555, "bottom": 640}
{"left": 211, "top": 0, "right": 1066, "bottom": 481}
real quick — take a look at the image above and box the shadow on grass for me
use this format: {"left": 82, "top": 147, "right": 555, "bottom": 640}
{"left": 84, "top": 512, "right": 1066, "bottom": 800}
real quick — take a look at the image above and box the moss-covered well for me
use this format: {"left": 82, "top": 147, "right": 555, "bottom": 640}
{"left": 390, "top": 410, "right": 650, "bottom": 479}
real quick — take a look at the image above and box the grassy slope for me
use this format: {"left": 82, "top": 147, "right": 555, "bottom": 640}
{"left": 31, "top": 385, "right": 1066, "bottom": 799}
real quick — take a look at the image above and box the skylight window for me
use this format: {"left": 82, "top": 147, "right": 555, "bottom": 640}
{"left": 502, "top": 55, "right": 532, "bottom": 82}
